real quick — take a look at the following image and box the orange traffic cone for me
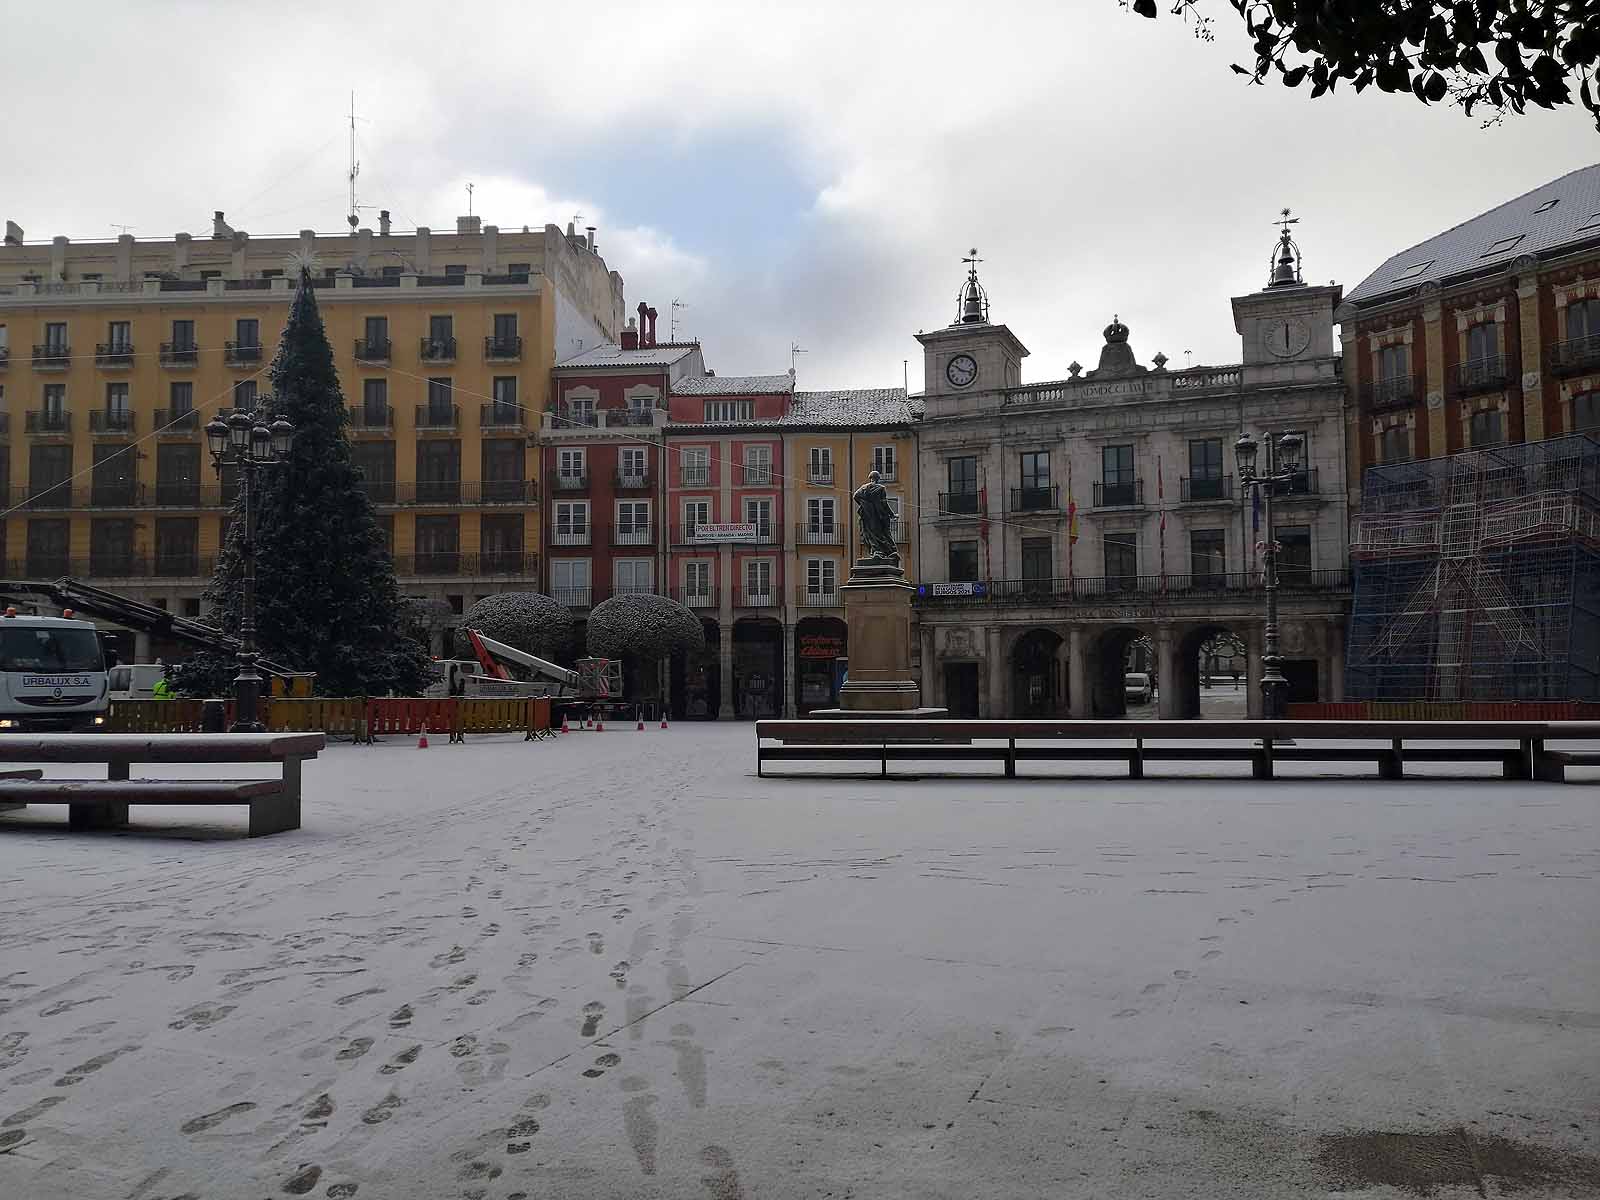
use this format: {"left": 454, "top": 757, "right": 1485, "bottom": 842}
{"left": 417, "top": 722, "right": 430, "bottom": 749}
{"left": 660, "top": 714, "right": 669, "bottom": 729}
{"left": 596, "top": 718, "right": 605, "bottom": 732}
{"left": 636, "top": 715, "right": 645, "bottom": 731}
{"left": 559, "top": 715, "right": 570, "bottom": 734}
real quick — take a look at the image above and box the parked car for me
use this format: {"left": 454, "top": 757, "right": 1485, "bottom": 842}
{"left": 1124, "top": 672, "right": 1154, "bottom": 705}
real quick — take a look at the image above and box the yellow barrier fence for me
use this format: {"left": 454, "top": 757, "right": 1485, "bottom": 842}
{"left": 105, "top": 699, "right": 207, "bottom": 733}
{"left": 457, "top": 697, "right": 541, "bottom": 741}
{"left": 265, "top": 698, "right": 368, "bottom": 740}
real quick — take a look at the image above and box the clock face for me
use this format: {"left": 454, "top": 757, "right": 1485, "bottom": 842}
{"left": 1263, "top": 316, "right": 1312, "bottom": 359}
{"left": 946, "top": 354, "right": 978, "bottom": 388}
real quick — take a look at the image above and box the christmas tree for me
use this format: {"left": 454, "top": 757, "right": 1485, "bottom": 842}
{"left": 174, "top": 268, "right": 431, "bottom": 697}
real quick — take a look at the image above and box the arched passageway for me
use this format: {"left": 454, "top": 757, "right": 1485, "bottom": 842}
{"left": 1011, "top": 628, "right": 1066, "bottom": 716}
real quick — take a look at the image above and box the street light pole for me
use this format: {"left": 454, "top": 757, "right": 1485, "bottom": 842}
{"left": 1235, "top": 430, "right": 1302, "bottom": 720}
{"left": 207, "top": 407, "right": 296, "bottom": 733}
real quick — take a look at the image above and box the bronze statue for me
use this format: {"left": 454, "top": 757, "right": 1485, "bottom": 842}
{"left": 853, "top": 470, "right": 899, "bottom": 562}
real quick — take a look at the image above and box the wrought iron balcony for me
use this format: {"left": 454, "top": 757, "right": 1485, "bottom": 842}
{"left": 25, "top": 410, "right": 71, "bottom": 436}
{"left": 414, "top": 479, "right": 463, "bottom": 505}
{"left": 795, "top": 586, "right": 842, "bottom": 608}
{"left": 224, "top": 341, "right": 262, "bottom": 365}
{"left": 673, "top": 587, "right": 716, "bottom": 609}
{"left": 553, "top": 472, "right": 589, "bottom": 491}
{"left": 552, "top": 585, "right": 593, "bottom": 608}
{"left": 1363, "top": 375, "right": 1415, "bottom": 411}
{"left": 1549, "top": 333, "right": 1600, "bottom": 377}
{"left": 94, "top": 343, "right": 134, "bottom": 367}
{"left": 160, "top": 342, "right": 199, "bottom": 366}
{"left": 939, "top": 490, "right": 980, "bottom": 516}
{"left": 419, "top": 336, "right": 456, "bottom": 363}
{"left": 613, "top": 470, "right": 651, "bottom": 490}
{"left": 348, "top": 404, "right": 394, "bottom": 432}
{"left": 1180, "top": 474, "right": 1233, "bottom": 502}
{"left": 32, "top": 344, "right": 71, "bottom": 370}
{"left": 14, "top": 484, "right": 76, "bottom": 509}
{"left": 737, "top": 587, "right": 776, "bottom": 608}
{"left": 353, "top": 337, "right": 391, "bottom": 363}
{"left": 557, "top": 405, "right": 599, "bottom": 428}
{"left": 1275, "top": 467, "right": 1320, "bottom": 497}
{"left": 89, "top": 481, "right": 142, "bottom": 507}
{"left": 480, "top": 403, "right": 524, "bottom": 429}
{"left": 478, "top": 552, "right": 527, "bottom": 576}
{"left": 607, "top": 407, "right": 657, "bottom": 427}
{"left": 1453, "top": 354, "right": 1508, "bottom": 396}
{"left": 89, "top": 410, "right": 136, "bottom": 434}
{"left": 680, "top": 467, "right": 711, "bottom": 487}
{"left": 409, "top": 552, "right": 462, "bottom": 575}
{"left": 613, "top": 524, "right": 655, "bottom": 546}
{"left": 1094, "top": 479, "right": 1144, "bottom": 508}
{"left": 1009, "top": 485, "right": 1058, "bottom": 512}
{"left": 913, "top": 567, "right": 1353, "bottom": 606}
{"left": 551, "top": 526, "right": 591, "bottom": 547}
{"left": 388, "top": 553, "right": 536, "bottom": 578}
{"left": 484, "top": 335, "right": 522, "bottom": 361}
{"left": 414, "top": 404, "right": 459, "bottom": 431}
{"left": 480, "top": 479, "right": 530, "bottom": 504}
{"left": 795, "top": 524, "right": 843, "bottom": 546}
{"left": 740, "top": 464, "right": 774, "bottom": 486}
{"left": 154, "top": 481, "right": 213, "bottom": 506}
{"left": 807, "top": 467, "right": 834, "bottom": 485}
{"left": 11, "top": 554, "right": 215, "bottom": 580}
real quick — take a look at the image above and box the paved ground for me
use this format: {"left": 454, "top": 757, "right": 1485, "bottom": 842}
{"left": 0, "top": 725, "right": 1596, "bottom": 1199}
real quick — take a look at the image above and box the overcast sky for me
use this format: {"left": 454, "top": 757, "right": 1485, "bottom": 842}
{"left": 4, "top": 1, "right": 1593, "bottom": 390}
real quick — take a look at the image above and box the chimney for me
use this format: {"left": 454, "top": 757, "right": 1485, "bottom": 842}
{"left": 567, "top": 220, "right": 576, "bottom": 237}
{"left": 379, "top": 210, "right": 391, "bottom": 236}
{"left": 646, "top": 306, "right": 658, "bottom": 346}
{"left": 457, "top": 214, "right": 481, "bottom": 235}
{"left": 3, "top": 220, "right": 22, "bottom": 246}
{"left": 585, "top": 225, "right": 596, "bottom": 251}
{"left": 212, "top": 210, "right": 232, "bottom": 239}
{"left": 637, "top": 302, "right": 650, "bottom": 347}
{"left": 621, "top": 317, "right": 639, "bottom": 351}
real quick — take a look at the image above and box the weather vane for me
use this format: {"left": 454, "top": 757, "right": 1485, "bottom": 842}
{"left": 1275, "top": 207, "right": 1299, "bottom": 237}
{"left": 962, "top": 247, "right": 983, "bottom": 275}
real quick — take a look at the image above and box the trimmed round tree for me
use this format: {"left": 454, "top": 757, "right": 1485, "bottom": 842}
{"left": 587, "top": 595, "right": 706, "bottom": 699}
{"left": 456, "top": 592, "right": 574, "bottom": 661}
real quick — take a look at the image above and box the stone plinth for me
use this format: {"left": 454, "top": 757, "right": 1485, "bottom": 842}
{"left": 825, "top": 557, "right": 942, "bottom": 716}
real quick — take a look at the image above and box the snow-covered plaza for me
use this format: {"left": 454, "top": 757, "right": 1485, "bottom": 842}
{"left": 1, "top": 724, "right": 1596, "bottom": 1199}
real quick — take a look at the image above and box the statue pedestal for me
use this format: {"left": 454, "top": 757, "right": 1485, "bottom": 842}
{"left": 811, "top": 558, "right": 946, "bottom": 719}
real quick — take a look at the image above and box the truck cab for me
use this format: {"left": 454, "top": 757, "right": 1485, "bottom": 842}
{"left": 0, "top": 611, "right": 110, "bottom": 732}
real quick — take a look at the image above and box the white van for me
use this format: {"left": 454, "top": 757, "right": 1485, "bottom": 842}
{"left": 108, "top": 663, "right": 167, "bottom": 701}
{"left": 0, "top": 613, "right": 110, "bottom": 731}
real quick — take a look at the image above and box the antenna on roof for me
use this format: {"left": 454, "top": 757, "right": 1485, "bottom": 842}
{"left": 110, "top": 224, "right": 135, "bottom": 236}
{"left": 670, "top": 298, "right": 688, "bottom": 341}
{"left": 791, "top": 342, "right": 808, "bottom": 373}
{"left": 466, "top": 182, "right": 474, "bottom": 218}
{"left": 347, "top": 92, "right": 362, "bottom": 231}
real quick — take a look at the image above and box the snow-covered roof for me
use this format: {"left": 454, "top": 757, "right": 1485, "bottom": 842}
{"left": 1346, "top": 163, "right": 1600, "bottom": 308}
{"left": 671, "top": 373, "right": 794, "bottom": 396}
{"left": 782, "top": 388, "right": 922, "bottom": 427}
{"left": 556, "top": 342, "right": 700, "bottom": 369}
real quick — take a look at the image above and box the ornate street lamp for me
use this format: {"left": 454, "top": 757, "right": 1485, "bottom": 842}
{"left": 206, "top": 404, "right": 296, "bottom": 731}
{"left": 1235, "top": 430, "right": 1303, "bottom": 719}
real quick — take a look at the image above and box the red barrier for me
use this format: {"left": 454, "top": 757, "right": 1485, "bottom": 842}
{"left": 365, "top": 698, "right": 461, "bottom": 743}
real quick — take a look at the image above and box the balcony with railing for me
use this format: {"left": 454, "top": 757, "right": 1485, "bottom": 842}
{"left": 1549, "top": 333, "right": 1600, "bottom": 377}
{"left": 414, "top": 479, "right": 463, "bottom": 505}
{"left": 806, "top": 466, "right": 834, "bottom": 486}
{"left": 353, "top": 336, "right": 391, "bottom": 363}
{"left": 89, "top": 480, "right": 143, "bottom": 507}
{"left": 419, "top": 336, "right": 457, "bottom": 363}
{"left": 94, "top": 342, "right": 134, "bottom": 368}
{"left": 484, "top": 335, "right": 523, "bottom": 362}
{"left": 796, "top": 585, "right": 842, "bottom": 608}
{"left": 407, "top": 551, "right": 462, "bottom": 575}
{"left": 1363, "top": 374, "right": 1416, "bottom": 412}
{"left": 795, "top": 523, "right": 843, "bottom": 546}
{"left": 1274, "top": 467, "right": 1321, "bottom": 498}
{"left": 613, "top": 523, "right": 655, "bottom": 547}
{"left": 1094, "top": 479, "right": 1144, "bottom": 508}
{"left": 673, "top": 587, "right": 716, "bottom": 609}
{"left": 607, "top": 406, "right": 659, "bottom": 427}
{"left": 938, "top": 490, "right": 980, "bottom": 517}
{"left": 553, "top": 471, "right": 589, "bottom": 491}
{"left": 680, "top": 467, "right": 712, "bottom": 487}
{"left": 1009, "top": 485, "right": 1059, "bottom": 512}
{"left": 740, "top": 463, "right": 775, "bottom": 486}
{"left": 14, "top": 484, "right": 76, "bottom": 510}
{"left": 1180, "top": 474, "right": 1233, "bottom": 502}
{"left": 348, "top": 404, "right": 394, "bottom": 433}
{"left": 613, "top": 470, "right": 651, "bottom": 490}
{"left": 0, "top": 346, "right": 9, "bottom": 368}
{"left": 551, "top": 525, "right": 591, "bottom": 547}
{"left": 154, "top": 408, "right": 200, "bottom": 435}
{"left": 480, "top": 403, "right": 524, "bottom": 430}
{"left": 160, "top": 341, "right": 199, "bottom": 367}
{"left": 154, "top": 480, "right": 213, "bottom": 507}
{"left": 613, "top": 581, "right": 658, "bottom": 598}
{"left": 89, "top": 410, "right": 136, "bottom": 435}
{"left": 481, "top": 478, "right": 530, "bottom": 504}
{"left": 552, "top": 585, "right": 593, "bottom": 608}
{"left": 555, "top": 404, "right": 599, "bottom": 429}
{"left": 26, "top": 410, "right": 71, "bottom": 436}
{"left": 388, "top": 553, "right": 537, "bottom": 578}
{"left": 414, "top": 404, "right": 459, "bottom": 431}
{"left": 1452, "top": 354, "right": 1508, "bottom": 396}
{"left": 32, "top": 344, "right": 70, "bottom": 370}
{"left": 737, "top": 586, "right": 777, "bottom": 608}
{"left": 224, "top": 341, "right": 262, "bottom": 366}
{"left": 9, "top": 554, "right": 214, "bottom": 581}
{"left": 913, "top": 567, "right": 1352, "bottom": 606}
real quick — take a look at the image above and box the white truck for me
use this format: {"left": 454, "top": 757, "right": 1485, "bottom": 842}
{"left": 428, "top": 629, "right": 624, "bottom": 718}
{"left": 0, "top": 610, "right": 111, "bottom": 732}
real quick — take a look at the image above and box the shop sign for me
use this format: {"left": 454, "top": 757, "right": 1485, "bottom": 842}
{"left": 691, "top": 522, "right": 758, "bottom": 542}
{"left": 798, "top": 633, "right": 845, "bottom": 661}
{"left": 921, "top": 581, "right": 985, "bottom": 597}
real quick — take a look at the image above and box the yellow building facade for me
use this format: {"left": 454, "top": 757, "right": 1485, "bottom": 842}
{"left": 0, "top": 216, "right": 622, "bottom": 644}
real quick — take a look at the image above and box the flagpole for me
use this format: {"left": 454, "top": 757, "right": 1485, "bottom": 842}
{"left": 1158, "top": 455, "right": 1167, "bottom": 595}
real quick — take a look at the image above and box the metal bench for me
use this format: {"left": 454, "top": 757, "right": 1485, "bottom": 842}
{"left": 754, "top": 719, "right": 1600, "bottom": 782}
{"left": 1532, "top": 749, "right": 1600, "bottom": 783}
{"left": 0, "top": 733, "right": 326, "bottom": 836}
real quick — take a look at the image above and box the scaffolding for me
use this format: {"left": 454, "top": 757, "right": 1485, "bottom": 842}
{"left": 1346, "top": 434, "right": 1600, "bottom": 701}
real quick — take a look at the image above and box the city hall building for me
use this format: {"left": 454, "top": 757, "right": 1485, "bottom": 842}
{"left": 911, "top": 241, "right": 1353, "bottom": 718}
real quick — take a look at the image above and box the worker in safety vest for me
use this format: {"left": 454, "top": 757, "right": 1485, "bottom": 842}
{"left": 152, "top": 671, "right": 177, "bottom": 700}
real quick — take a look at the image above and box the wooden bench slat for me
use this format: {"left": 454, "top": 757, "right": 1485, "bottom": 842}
{"left": 0, "top": 732, "right": 325, "bottom": 764}
{"left": 0, "top": 779, "right": 284, "bottom": 802}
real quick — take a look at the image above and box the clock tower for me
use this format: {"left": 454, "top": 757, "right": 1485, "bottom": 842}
{"left": 916, "top": 250, "right": 1029, "bottom": 417}
{"left": 1231, "top": 209, "right": 1342, "bottom": 370}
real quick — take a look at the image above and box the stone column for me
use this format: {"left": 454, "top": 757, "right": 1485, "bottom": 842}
{"left": 1328, "top": 619, "right": 1346, "bottom": 702}
{"left": 920, "top": 624, "right": 938, "bottom": 709}
{"left": 1155, "top": 624, "right": 1179, "bottom": 719}
{"left": 782, "top": 623, "right": 797, "bottom": 718}
{"left": 1516, "top": 263, "right": 1545, "bottom": 440}
{"left": 1053, "top": 635, "right": 1070, "bottom": 716}
{"left": 134, "top": 630, "right": 152, "bottom": 663}
{"left": 719, "top": 545, "right": 736, "bottom": 721}
{"left": 719, "top": 637, "right": 736, "bottom": 720}
{"left": 1068, "top": 626, "right": 1090, "bottom": 718}
{"left": 1422, "top": 287, "right": 1447, "bottom": 455}
{"left": 986, "top": 625, "right": 1006, "bottom": 719}
{"left": 1245, "top": 624, "right": 1265, "bottom": 720}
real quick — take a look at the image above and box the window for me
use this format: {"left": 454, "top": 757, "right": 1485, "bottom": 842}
{"left": 426, "top": 378, "right": 453, "bottom": 420}
{"left": 746, "top": 559, "right": 774, "bottom": 601}
{"left": 945, "top": 455, "right": 979, "bottom": 513}
{"left": 1567, "top": 297, "right": 1600, "bottom": 343}
{"left": 29, "top": 444, "right": 72, "bottom": 500}
{"left": 744, "top": 444, "right": 773, "bottom": 485}
{"left": 491, "top": 376, "right": 518, "bottom": 421}
{"left": 1379, "top": 425, "right": 1412, "bottom": 463}
{"left": 683, "top": 499, "right": 710, "bottom": 535}
{"left": 1275, "top": 525, "right": 1311, "bottom": 581}
{"left": 554, "top": 501, "right": 590, "bottom": 540}
{"left": 1378, "top": 343, "right": 1409, "bottom": 380}
{"left": 806, "top": 558, "right": 837, "bottom": 596}
{"left": 92, "top": 444, "right": 135, "bottom": 505}
{"left": 807, "top": 496, "right": 836, "bottom": 534}
{"left": 1389, "top": 260, "right": 1434, "bottom": 283}
{"left": 233, "top": 379, "right": 257, "bottom": 409}
{"left": 948, "top": 539, "right": 979, "bottom": 581}
{"left": 808, "top": 446, "right": 833, "bottom": 482}
{"left": 429, "top": 315, "right": 453, "bottom": 342}
{"left": 1019, "top": 451, "right": 1050, "bottom": 490}
{"left": 492, "top": 313, "right": 518, "bottom": 343}
{"left": 169, "top": 381, "right": 194, "bottom": 416}
{"left": 481, "top": 440, "right": 524, "bottom": 501}
{"left": 362, "top": 378, "right": 388, "bottom": 423}
{"left": 507, "top": 262, "right": 531, "bottom": 274}
{"left": 1466, "top": 321, "right": 1499, "bottom": 363}
{"left": 105, "top": 382, "right": 130, "bottom": 417}
{"left": 743, "top": 496, "right": 772, "bottom": 539}
{"left": 1104, "top": 531, "right": 1138, "bottom": 586}
{"left": 42, "top": 383, "right": 66, "bottom": 421}
{"left": 156, "top": 443, "right": 201, "bottom": 505}
{"left": 1575, "top": 392, "right": 1600, "bottom": 432}
{"left": 1101, "top": 444, "right": 1136, "bottom": 506}
{"left": 444, "top": 264, "right": 467, "bottom": 278}
{"left": 480, "top": 515, "right": 524, "bottom": 571}
{"left": 380, "top": 265, "right": 402, "bottom": 279}
{"left": 106, "top": 320, "right": 131, "bottom": 351}
{"left": 557, "top": 448, "right": 586, "bottom": 482}
{"left": 415, "top": 515, "right": 460, "bottom": 572}
{"left": 235, "top": 318, "right": 259, "bottom": 348}
{"left": 1480, "top": 234, "right": 1524, "bottom": 258}
{"left": 627, "top": 390, "right": 655, "bottom": 413}
{"left": 704, "top": 400, "right": 754, "bottom": 422}
{"left": 615, "top": 559, "right": 653, "bottom": 595}
{"left": 26, "top": 519, "right": 70, "bottom": 577}
{"left": 352, "top": 442, "right": 396, "bottom": 503}
{"left": 1187, "top": 437, "right": 1224, "bottom": 500}
{"left": 563, "top": 396, "right": 596, "bottom": 427}
{"left": 201, "top": 269, "right": 224, "bottom": 281}
{"left": 416, "top": 440, "right": 461, "bottom": 503}
{"left": 43, "top": 322, "right": 67, "bottom": 351}
{"left": 170, "top": 319, "right": 195, "bottom": 350}
{"left": 684, "top": 561, "right": 712, "bottom": 599}
{"left": 90, "top": 519, "right": 136, "bottom": 575}
{"left": 1470, "top": 407, "right": 1504, "bottom": 447}
{"left": 364, "top": 315, "right": 388, "bottom": 346}
{"left": 1020, "top": 537, "right": 1052, "bottom": 584}
{"left": 1190, "top": 529, "right": 1226, "bottom": 585}
{"left": 154, "top": 518, "right": 199, "bottom": 576}
{"left": 872, "top": 444, "right": 896, "bottom": 480}
{"left": 619, "top": 447, "right": 648, "bottom": 482}
{"left": 617, "top": 501, "right": 651, "bottom": 542}
{"left": 551, "top": 558, "right": 591, "bottom": 604}
{"left": 681, "top": 446, "right": 710, "bottom": 485}
{"left": 886, "top": 495, "right": 903, "bottom": 542}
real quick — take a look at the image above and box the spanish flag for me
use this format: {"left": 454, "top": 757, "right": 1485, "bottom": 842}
{"left": 1067, "top": 461, "right": 1079, "bottom": 545}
